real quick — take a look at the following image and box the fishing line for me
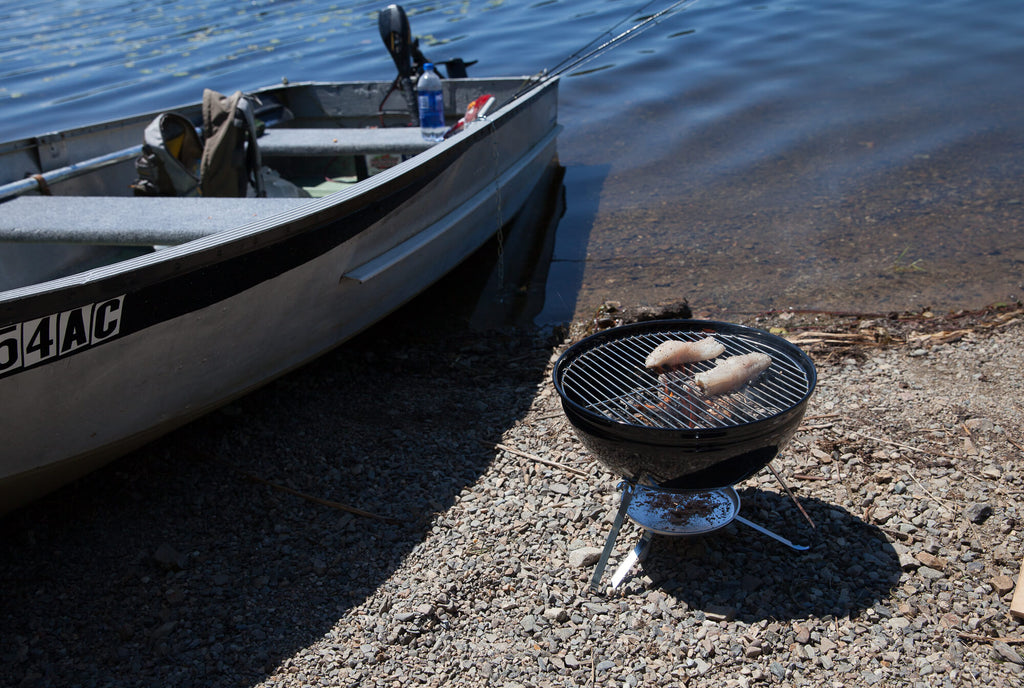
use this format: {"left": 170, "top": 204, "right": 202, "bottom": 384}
{"left": 546, "top": 0, "right": 693, "bottom": 77}
{"left": 512, "top": 0, "right": 698, "bottom": 99}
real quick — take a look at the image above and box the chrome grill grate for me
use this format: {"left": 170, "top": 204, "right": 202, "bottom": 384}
{"left": 560, "top": 329, "right": 812, "bottom": 430}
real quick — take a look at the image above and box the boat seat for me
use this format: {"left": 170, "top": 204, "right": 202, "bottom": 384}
{"left": 257, "top": 127, "right": 435, "bottom": 157}
{"left": 0, "top": 196, "right": 309, "bottom": 246}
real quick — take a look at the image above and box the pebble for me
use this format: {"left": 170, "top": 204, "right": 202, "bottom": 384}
{"left": 794, "top": 624, "right": 811, "bottom": 644}
{"left": 992, "top": 575, "right": 1015, "bottom": 596}
{"left": 4, "top": 316, "right": 1024, "bottom": 688}
{"left": 569, "top": 546, "right": 604, "bottom": 568}
{"left": 543, "top": 607, "right": 569, "bottom": 622}
{"left": 152, "top": 542, "right": 188, "bottom": 570}
{"left": 993, "top": 641, "right": 1024, "bottom": 665}
{"left": 915, "top": 551, "right": 946, "bottom": 570}
{"left": 965, "top": 502, "right": 994, "bottom": 524}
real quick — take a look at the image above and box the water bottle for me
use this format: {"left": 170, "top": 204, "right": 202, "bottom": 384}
{"left": 416, "top": 63, "right": 445, "bottom": 142}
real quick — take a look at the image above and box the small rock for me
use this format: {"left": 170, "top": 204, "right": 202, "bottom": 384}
{"left": 811, "top": 447, "right": 833, "bottom": 462}
{"left": 915, "top": 551, "right": 946, "bottom": 570}
{"left": 152, "top": 543, "right": 187, "bottom": 570}
{"left": 861, "top": 670, "right": 883, "bottom": 685}
{"left": 872, "top": 506, "right": 894, "bottom": 524}
{"left": 151, "top": 620, "right": 176, "bottom": 640}
{"left": 993, "top": 641, "right": 1024, "bottom": 665}
{"left": 964, "top": 503, "right": 993, "bottom": 524}
{"left": 992, "top": 574, "right": 1015, "bottom": 596}
{"left": 981, "top": 465, "right": 1002, "bottom": 480}
{"left": 889, "top": 617, "right": 911, "bottom": 631}
{"left": 520, "top": 614, "right": 538, "bottom": 634}
{"left": 897, "top": 549, "right": 920, "bottom": 571}
{"left": 794, "top": 625, "right": 811, "bottom": 644}
{"left": 569, "top": 547, "right": 604, "bottom": 568}
{"left": 964, "top": 418, "right": 994, "bottom": 433}
{"left": 543, "top": 607, "right": 569, "bottom": 623}
{"left": 704, "top": 605, "right": 736, "bottom": 622}
{"left": 939, "top": 612, "right": 960, "bottom": 629}
{"left": 741, "top": 574, "right": 762, "bottom": 591}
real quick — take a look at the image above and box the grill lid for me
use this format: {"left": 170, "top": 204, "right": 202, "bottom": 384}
{"left": 557, "top": 321, "right": 814, "bottom": 432}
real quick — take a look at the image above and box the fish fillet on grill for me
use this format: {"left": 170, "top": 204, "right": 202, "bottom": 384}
{"left": 694, "top": 353, "right": 771, "bottom": 395}
{"left": 645, "top": 337, "right": 725, "bottom": 369}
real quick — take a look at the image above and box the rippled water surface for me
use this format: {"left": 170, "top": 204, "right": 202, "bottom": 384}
{"left": 3, "top": 0, "right": 1023, "bottom": 323}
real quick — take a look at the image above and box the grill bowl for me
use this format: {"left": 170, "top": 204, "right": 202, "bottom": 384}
{"left": 553, "top": 320, "right": 816, "bottom": 488}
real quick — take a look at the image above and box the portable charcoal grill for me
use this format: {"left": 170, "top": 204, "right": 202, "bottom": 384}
{"left": 552, "top": 320, "right": 818, "bottom": 589}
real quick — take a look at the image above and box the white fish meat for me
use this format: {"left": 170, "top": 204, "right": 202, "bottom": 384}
{"left": 644, "top": 337, "right": 725, "bottom": 369}
{"left": 694, "top": 353, "right": 772, "bottom": 395}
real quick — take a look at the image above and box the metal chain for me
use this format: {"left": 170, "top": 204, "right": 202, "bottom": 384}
{"left": 487, "top": 117, "right": 505, "bottom": 293}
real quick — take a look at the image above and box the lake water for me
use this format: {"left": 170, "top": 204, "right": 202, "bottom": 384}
{"left": 3, "top": 0, "right": 1023, "bottom": 324}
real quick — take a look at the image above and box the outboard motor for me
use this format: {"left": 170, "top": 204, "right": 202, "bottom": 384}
{"left": 377, "top": 4, "right": 477, "bottom": 123}
{"left": 378, "top": 4, "right": 419, "bottom": 123}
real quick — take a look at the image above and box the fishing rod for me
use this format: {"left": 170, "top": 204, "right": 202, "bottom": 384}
{"left": 512, "top": 0, "right": 699, "bottom": 99}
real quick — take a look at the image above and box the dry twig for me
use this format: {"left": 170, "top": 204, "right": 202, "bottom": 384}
{"left": 957, "top": 631, "right": 1024, "bottom": 645}
{"left": 483, "top": 440, "right": 590, "bottom": 478}
{"left": 243, "top": 472, "right": 401, "bottom": 524}
{"left": 851, "top": 430, "right": 960, "bottom": 460}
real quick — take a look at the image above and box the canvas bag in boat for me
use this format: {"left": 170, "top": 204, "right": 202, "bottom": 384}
{"left": 131, "top": 112, "right": 203, "bottom": 196}
{"left": 200, "top": 89, "right": 265, "bottom": 198}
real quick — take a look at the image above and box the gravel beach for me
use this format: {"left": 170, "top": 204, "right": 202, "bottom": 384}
{"left": 3, "top": 301, "right": 1024, "bottom": 688}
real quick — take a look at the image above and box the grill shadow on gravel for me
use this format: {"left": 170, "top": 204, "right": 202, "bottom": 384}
{"left": 638, "top": 489, "right": 902, "bottom": 623}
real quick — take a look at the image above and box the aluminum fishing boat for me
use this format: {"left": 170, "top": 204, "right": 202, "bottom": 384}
{"left": 0, "top": 53, "right": 559, "bottom": 513}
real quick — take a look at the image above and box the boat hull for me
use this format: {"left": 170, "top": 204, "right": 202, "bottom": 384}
{"left": 0, "top": 77, "right": 559, "bottom": 513}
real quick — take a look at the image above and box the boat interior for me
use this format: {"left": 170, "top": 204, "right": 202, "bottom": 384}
{"left": 0, "top": 4, "right": 542, "bottom": 293}
{"left": 0, "top": 75, "right": 539, "bottom": 293}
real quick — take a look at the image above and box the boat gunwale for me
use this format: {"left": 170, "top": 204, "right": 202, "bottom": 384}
{"left": 0, "top": 76, "right": 558, "bottom": 316}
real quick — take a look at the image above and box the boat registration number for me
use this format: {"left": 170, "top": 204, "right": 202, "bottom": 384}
{"left": 0, "top": 296, "right": 125, "bottom": 378}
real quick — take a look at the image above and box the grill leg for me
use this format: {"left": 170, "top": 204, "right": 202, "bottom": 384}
{"left": 590, "top": 481, "right": 635, "bottom": 592}
{"left": 734, "top": 514, "right": 809, "bottom": 551}
{"left": 610, "top": 530, "right": 654, "bottom": 589}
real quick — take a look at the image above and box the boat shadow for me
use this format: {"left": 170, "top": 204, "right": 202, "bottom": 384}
{"left": 0, "top": 165, "right": 570, "bottom": 686}
{"left": 638, "top": 488, "right": 904, "bottom": 623}
{"left": 530, "top": 162, "right": 609, "bottom": 326}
